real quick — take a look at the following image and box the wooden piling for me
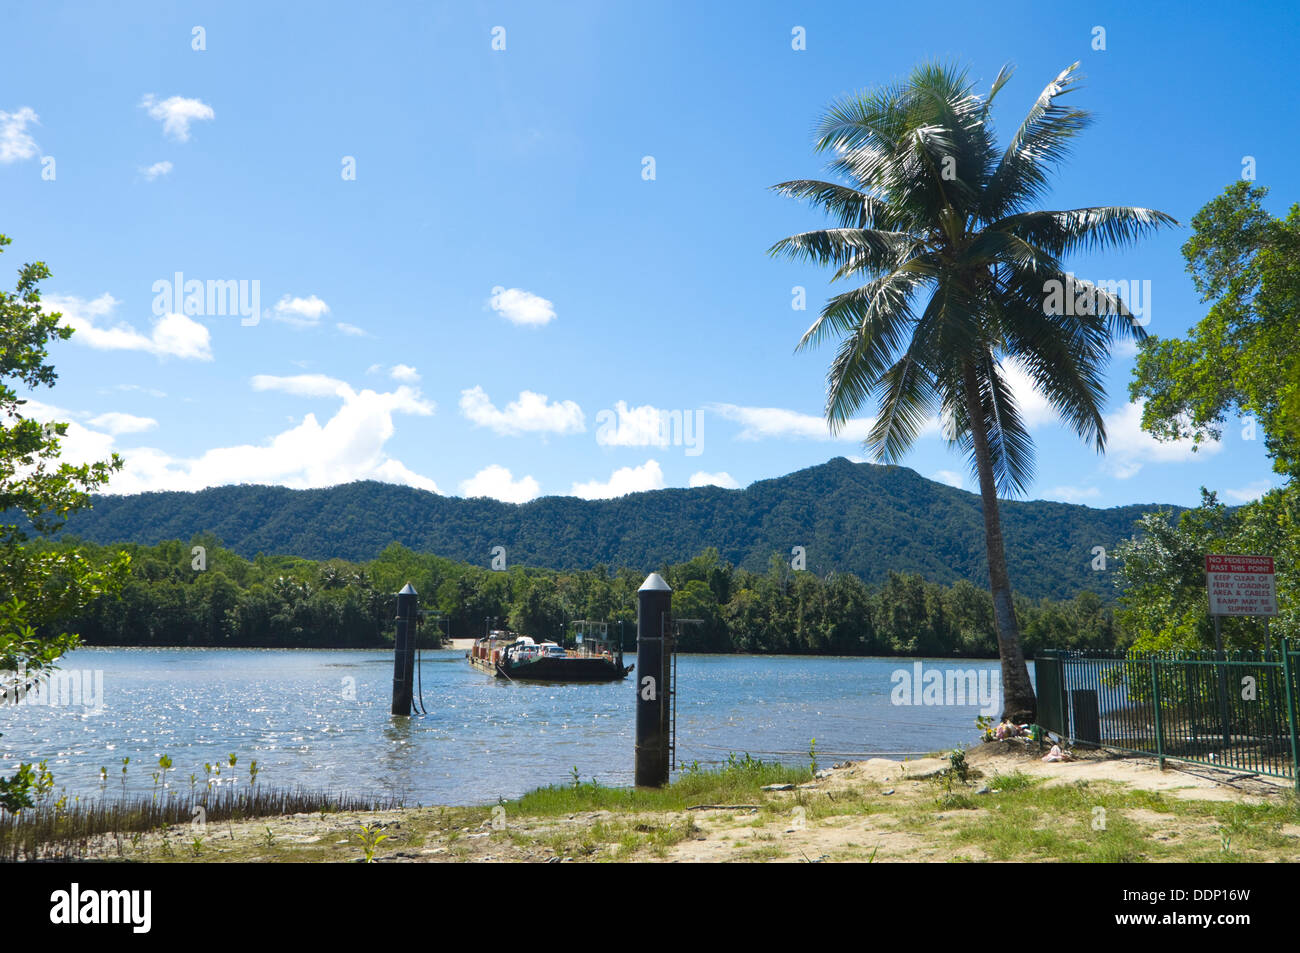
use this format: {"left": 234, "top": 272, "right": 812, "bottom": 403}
{"left": 635, "top": 573, "right": 672, "bottom": 786}
{"left": 391, "top": 583, "right": 418, "bottom": 716}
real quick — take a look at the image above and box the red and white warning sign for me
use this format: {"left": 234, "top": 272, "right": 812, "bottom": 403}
{"left": 1205, "top": 554, "right": 1278, "bottom": 616}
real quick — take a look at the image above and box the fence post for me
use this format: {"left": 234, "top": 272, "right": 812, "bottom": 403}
{"left": 1212, "top": 616, "right": 1233, "bottom": 755}
{"left": 1280, "top": 638, "right": 1300, "bottom": 794}
{"left": 1149, "top": 658, "right": 1165, "bottom": 770}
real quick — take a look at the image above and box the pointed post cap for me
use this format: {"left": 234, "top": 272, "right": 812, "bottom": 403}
{"left": 398, "top": 583, "right": 417, "bottom": 596}
{"left": 639, "top": 572, "right": 672, "bottom": 593}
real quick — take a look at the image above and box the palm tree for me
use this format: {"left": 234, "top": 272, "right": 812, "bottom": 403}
{"left": 769, "top": 62, "right": 1176, "bottom": 721}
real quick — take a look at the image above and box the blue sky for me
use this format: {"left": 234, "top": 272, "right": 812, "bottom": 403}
{"left": 2, "top": 0, "right": 1295, "bottom": 508}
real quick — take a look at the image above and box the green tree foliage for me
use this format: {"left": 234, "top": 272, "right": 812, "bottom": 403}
{"left": 768, "top": 61, "right": 1174, "bottom": 720}
{"left": 0, "top": 235, "right": 129, "bottom": 675}
{"left": 1131, "top": 182, "right": 1300, "bottom": 479}
{"left": 1115, "top": 487, "right": 1298, "bottom": 652}
{"left": 0, "top": 233, "right": 129, "bottom": 810}
{"left": 1119, "top": 183, "right": 1300, "bottom": 653}
{"left": 46, "top": 537, "right": 1123, "bottom": 658}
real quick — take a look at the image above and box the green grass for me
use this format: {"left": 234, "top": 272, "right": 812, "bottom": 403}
{"left": 505, "top": 759, "right": 813, "bottom": 818}
{"left": 911, "top": 779, "right": 1300, "bottom": 863}
{"left": 986, "top": 770, "right": 1035, "bottom": 793}
{"left": 24, "top": 751, "right": 1300, "bottom": 864}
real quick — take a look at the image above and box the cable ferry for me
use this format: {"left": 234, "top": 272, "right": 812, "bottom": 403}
{"left": 467, "top": 621, "right": 632, "bottom": 682}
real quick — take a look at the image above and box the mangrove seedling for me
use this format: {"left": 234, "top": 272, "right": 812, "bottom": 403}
{"left": 356, "top": 824, "right": 389, "bottom": 863}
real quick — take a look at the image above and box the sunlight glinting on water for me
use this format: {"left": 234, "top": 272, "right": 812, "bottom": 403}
{"left": 0, "top": 648, "right": 1013, "bottom": 805}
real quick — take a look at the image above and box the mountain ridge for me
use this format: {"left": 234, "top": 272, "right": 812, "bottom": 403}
{"left": 54, "top": 457, "right": 1171, "bottom": 601}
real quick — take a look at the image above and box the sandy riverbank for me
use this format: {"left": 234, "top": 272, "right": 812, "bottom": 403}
{"left": 69, "top": 741, "right": 1300, "bottom": 863}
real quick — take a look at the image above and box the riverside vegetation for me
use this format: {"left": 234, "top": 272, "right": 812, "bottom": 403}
{"left": 37, "top": 537, "right": 1124, "bottom": 656}
{"left": 9, "top": 741, "right": 1299, "bottom": 863}
{"left": 0, "top": 752, "right": 401, "bottom": 862}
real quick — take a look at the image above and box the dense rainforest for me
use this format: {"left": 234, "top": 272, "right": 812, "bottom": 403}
{"left": 51, "top": 458, "right": 1168, "bottom": 603}
{"left": 42, "top": 536, "right": 1126, "bottom": 657}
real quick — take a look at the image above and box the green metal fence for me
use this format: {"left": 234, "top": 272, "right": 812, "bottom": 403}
{"left": 1035, "top": 640, "right": 1300, "bottom": 787}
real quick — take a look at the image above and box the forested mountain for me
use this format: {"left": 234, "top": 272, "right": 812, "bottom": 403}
{"left": 55, "top": 457, "right": 1170, "bottom": 601}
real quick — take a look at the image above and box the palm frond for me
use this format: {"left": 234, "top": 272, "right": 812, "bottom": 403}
{"left": 771, "top": 60, "right": 1173, "bottom": 502}
{"left": 862, "top": 349, "right": 940, "bottom": 462}
{"left": 963, "top": 229, "right": 1062, "bottom": 275}
{"left": 982, "top": 63, "right": 1091, "bottom": 218}
{"left": 767, "top": 227, "right": 919, "bottom": 275}
{"left": 769, "top": 179, "right": 891, "bottom": 229}
{"left": 991, "top": 295, "right": 1109, "bottom": 451}
{"left": 796, "top": 268, "right": 924, "bottom": 354}
{"left": 982, "top": 63, "right": 1015, "bottom": 116}
{"left": 991, "top": 206, "right": 1179, "bottom": 256}
{"left": 814, "top": 83, "right": 912, "bottom": 156}
{"left": 975, "top": 351, "right": 1036, "bottom": 495}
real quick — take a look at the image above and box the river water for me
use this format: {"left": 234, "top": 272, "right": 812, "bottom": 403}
{"left": 0, "top": 648, "right": 1017, "bottom": 805}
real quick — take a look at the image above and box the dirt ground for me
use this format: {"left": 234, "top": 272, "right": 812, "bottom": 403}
{"left": 670, "top": 743, "right": 1296, "bottom": 863}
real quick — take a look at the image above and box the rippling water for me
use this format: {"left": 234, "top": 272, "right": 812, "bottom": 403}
{"left": 0, "top": 648, "right": 1016, "bottom": 805}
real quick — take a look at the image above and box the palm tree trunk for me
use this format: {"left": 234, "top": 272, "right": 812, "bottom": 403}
{"left": 962, "top": 362, "right": 1036, "bottom": 723}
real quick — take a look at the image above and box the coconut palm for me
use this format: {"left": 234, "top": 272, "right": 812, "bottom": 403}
{"left": 769, "top": 62, "right": 1176, "bottom": 721}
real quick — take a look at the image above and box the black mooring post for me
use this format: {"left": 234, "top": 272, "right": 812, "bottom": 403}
{"left": 391, "top": 583, "right": 418, "bottom": 716}
{"left": 635, "top": 573, "right": 672, "bottom": 787}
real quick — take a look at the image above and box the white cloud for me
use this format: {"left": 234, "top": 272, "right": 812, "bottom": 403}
{"left": 87, "top": 412, "right": 158, "bottom": 435}
{"left": 489, "top": 286, "right": 556, "bottom": 327}
{"left": 1112, "top": 338, "right": 1140, "bottom": 360}
{"left": 141, "top": 160, "right": 173, "bottom": 181}
{"left": 390, "top": 364, "right": 420, "bottom": 383}
{"left": 572, "top": 459, "right": 665, "bottom": 499}
{"left": 1047, "top": 485, "right": 1102, "bottom": 503}
{"left": 368, "top": 459, "right": 441, "bottom": 494}
{"left": 96, "top": 380, "right": 434, "bottom": 494}
{"left": 708, "top": 362, "right": 1049, "bottom": 448}
{"left": 1102, "top": 400, "right": 1222, "bottom": 479}
{"left": 707, "top": 402, "right": 887, "bottom": 442}
{"left": 1224, "top": 481, "right": 1275, "bottom": 504}
{"left": 459, "top": 464, "right": 541, "bottom": 503}
{"left": 999, "top": 358, "right": 1058, "bottom": 429}
{"left": 271, "top": 294, "right": 330, "bottom": 328}
{"left": 0, "top": 106, "right": 40, "bottom": 162}
{"left": 460, "top": 386, "right": 585, "bottom": 436}
{"left": 931, "top": 469, "right": 966, "bottom": 489}
{"left": 689, "top": 471, "right": 740, "bottom": 489}
{"left": 44, "top": 293, "right": 212, "bottom": 361}
{"left": 336, "top": 322, "right": 366, "bottom": 337}
{"left": 140, "top": 94, "right": 214, "bottom": 142}
{"left": 107, "top": 384, "right": 167, "bottom": 398}
{"left": 251, "top": 374, "right": 350, "bottom": 399}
